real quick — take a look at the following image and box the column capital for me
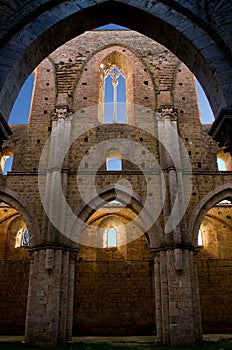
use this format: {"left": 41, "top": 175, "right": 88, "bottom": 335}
{"left": 51, "top": 107, "right": 73, "bottom": 121}
{"left": 155, "top": 105, "right": 178, "bottom": 121}
{"left": 209, "top": 108, "right": 232, "bottom": 155}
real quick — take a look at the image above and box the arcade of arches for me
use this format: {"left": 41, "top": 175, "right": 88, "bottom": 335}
{"left": 0, "top": 28, "right": 231, "bottom": 347}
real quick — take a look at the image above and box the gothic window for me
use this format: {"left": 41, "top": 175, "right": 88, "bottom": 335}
{"left": 15, "top": 227, "right": 30, "bottom": 248}
{"left": 103, "top": 65, "right": 126, "bottom": 123}
{"left": 107, "top": 227, "right": 117, "bottom": 247}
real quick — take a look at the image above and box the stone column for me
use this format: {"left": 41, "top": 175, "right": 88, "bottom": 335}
{"left": 25, "top": 106, "right": 78, "bottom": 346}
{"left": 25, "top": 247, "right": 78, "bottom": 347}
{"left": 155, "top": 106, "right": 202, "bottom": 346}
{"left": 152, "top": 246, "right": 202, "bottom": 346}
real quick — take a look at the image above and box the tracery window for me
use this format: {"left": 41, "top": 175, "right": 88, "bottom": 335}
{"left": 103, "top": 65, "right": 126, "bottom": 123}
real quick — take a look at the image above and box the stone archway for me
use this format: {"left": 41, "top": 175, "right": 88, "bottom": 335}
{"left": 72, "top": 186, "right": 161, "bottom": 336}
{"left": 0, "top": 1, "right": 232, "bottom": 149}
{"left": 73, "top": 209, "right": 156, "bottom": 336}
{"left": 0, "top": 188, "right": 39, "bottom": 335}
{"left": 0, "top": 187, "right": 40, "bottom": 247}
{"left": 189, "top": 184, "right": 232, "bottom": 246}
{"left": 189, "top": 185, "right": 232, "bottom": 334}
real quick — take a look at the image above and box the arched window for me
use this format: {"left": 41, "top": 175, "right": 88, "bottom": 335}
{"left": 15, "top": 227, "right": 30, "bottom": 248}
{"left": 107, "top": 227, "right": 117, "bottom": 247}
{"left": 106, "top": 149, "right": 122, "bottom": 171}
{"left": 0, "top": 147, "right": 13, "bottom": 175}
{"left": 102, "top": 64, "right": 126, "bottom": 123}
{"left": 217, "top": 158, "right": 226, "bottom": 171}
{"left": 216, "top": 150, "right": 232, "bottom": 171}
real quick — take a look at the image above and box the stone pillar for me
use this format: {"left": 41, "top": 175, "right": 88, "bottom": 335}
{"left": 151, "top": 246, "right": 202, "bottom": 346}
{"left": 25, "top": 247, "right": 78, "bottom": 347}
{"left": 155, "top": 105, "right": 202, "bottom": 345}
{"left": 25, "top": 105, "right": 77, "bottom": 346}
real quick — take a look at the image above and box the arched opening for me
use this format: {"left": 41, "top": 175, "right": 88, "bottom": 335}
{"left": 216, "top": 150, "right": 232, "bottom": 171}
{"left": 0, "top": 199, "right": 30, "bottom": 335}
{"left": 106, "top": 149, "right": 122, "bottom": 171}
{"left": 102, "top": 65, "right": 126, "bottom": 123}
{"left": 104, "top": 227, "right": 117, "bottom": 247}
{"left": 196, "top": 196, "right": 232, "bottom": 334}
{"left": 0, "top": 147, "right": 13, "bottom": 175}
{"left": 96, "top": 47, "right": 139, "bottom": 125}
{"left": 73, "top": 195, "right": 157, "bottom": 336}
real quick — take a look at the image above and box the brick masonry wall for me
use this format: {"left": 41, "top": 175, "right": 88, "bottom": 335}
{"left": 73, "top": 235, "right": 156, "bottom": 335}
{"left": 197, "top": 258, "right": 232, "bottom": 333}
{"left": 0, "top": 260, "right": 30, "bottom": 335}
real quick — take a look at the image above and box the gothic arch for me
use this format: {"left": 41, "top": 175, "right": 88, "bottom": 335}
{"left": 0, "top": 0, "right": 232, "bottom": 138}
{"left": 75, "top": 184, "right": 163, "bottom": 249}
{"left": 189, "top": 184, "right": 232, "bottom": 246}
{"left": 0, "top": 187, "right": 40, "bottom": 246}
{"left": 72, "top": 43, "right": 155, "bottom": 120}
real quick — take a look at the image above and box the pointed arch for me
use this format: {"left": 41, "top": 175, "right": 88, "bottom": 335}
{"left": 75, "top": 184, "right": 163, "bottom": 249}
{"left": 189, "top": 184, "right": 232, "bottom": 246}
{"left": 0, "top": 187, "right": 40, "bottom": 247}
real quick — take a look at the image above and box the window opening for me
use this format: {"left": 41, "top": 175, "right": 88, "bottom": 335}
{"left": 217, "top": 158, "right": 226, "bottom": 171}
{"left": 15, "top": 227, "right": 30, "bottom": 248}
{"left": 198, "top": 229, "right": 203, "bottom": 246}
{"left": 106, "top": 149, "right": 122, "bottom": 171}
{"left": 107, "top": 157, "right": 122, "bottom": 171}
{"left": 107, "top": 227, "right": 117, "bottom": 247}
{"left": 2, "top": 155, "right": 13, "bottom": 175}
{"left": 103, "top": 65, "right": 126, "bottom": 123}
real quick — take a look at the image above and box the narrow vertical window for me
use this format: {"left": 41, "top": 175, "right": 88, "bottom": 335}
{"left": 103, "top": 65, "right": 126, "bottom": 123}
{"left": 198, "top": 229, "right": 203, "bottom": 246}
{"left": 107, "top": 228, "right": 117, "bottom": 247}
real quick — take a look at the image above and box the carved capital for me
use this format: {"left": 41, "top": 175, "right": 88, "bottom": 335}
{"left": 51, "top": 107, "right": 73, "bottom": 121}
{"left": 156, "top": 105, "right": 178, "bottom": 121}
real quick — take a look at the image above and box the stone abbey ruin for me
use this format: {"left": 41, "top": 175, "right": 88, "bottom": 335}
{"left": 0, "top": 1, "right": 231, "bottom": 347}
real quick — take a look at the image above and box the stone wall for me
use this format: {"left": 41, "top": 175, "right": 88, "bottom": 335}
{"left": 74, "top": 236, "right": 155, "bottom": 335}
{"left": 0, "top": 260, "right": 30, "bottom": 335}
{"left": 197, "top": 258, "right": 232, "bottom": 333}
